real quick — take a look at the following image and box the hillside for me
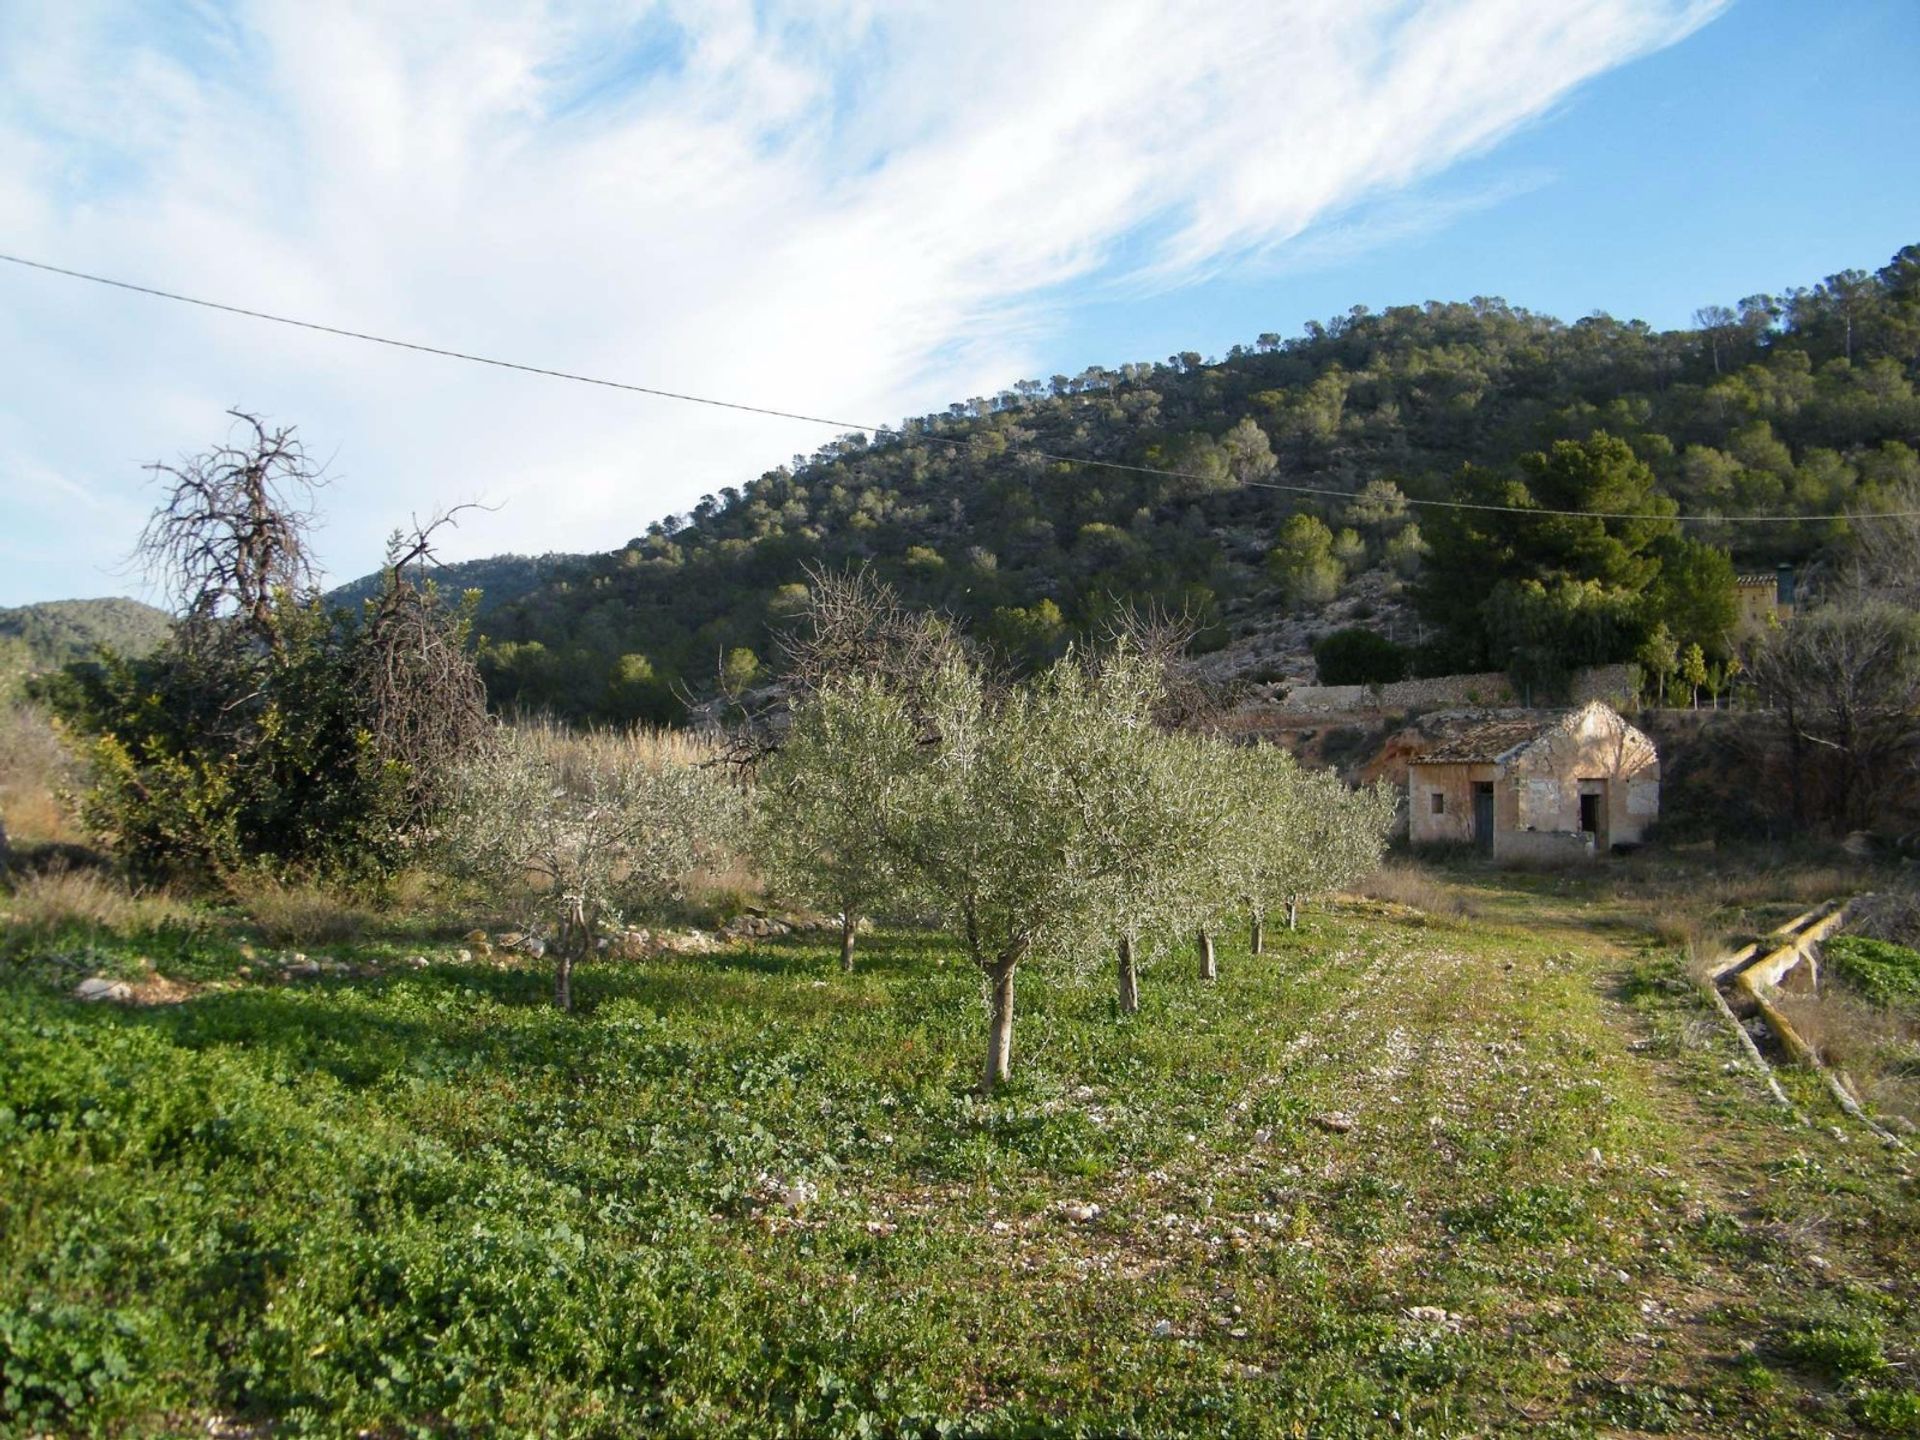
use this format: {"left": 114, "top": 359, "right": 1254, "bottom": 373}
{"left": 464, "top": 245, "right": 1919, "bottom": 722}
{"left": 325, "top": 552, "right": 587, "bottom": 618}
{"left": 0, "top": 597, "right": 173, "bottom": 693}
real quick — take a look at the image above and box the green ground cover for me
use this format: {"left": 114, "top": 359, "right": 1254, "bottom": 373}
{"left": 2, "top": 879, "right": 1916, "bottom": 1438}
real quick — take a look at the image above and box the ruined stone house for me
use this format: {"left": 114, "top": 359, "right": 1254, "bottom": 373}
{"left": 1406, "top": 702, "right": 1660, "bottom": 863}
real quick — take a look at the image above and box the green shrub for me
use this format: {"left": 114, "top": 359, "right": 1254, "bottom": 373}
{"left": 1825, "top": 935, "right": 1920, "bottom": 1008}
{"left": 1313, "top": 627, "right": 1408, "bottom": 686}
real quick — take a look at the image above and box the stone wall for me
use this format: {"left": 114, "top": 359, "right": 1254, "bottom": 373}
{"left": 1493, "top": 828, "right": 1597, "bottom": 865}
{"left": 1568, "top": 664, "right": 1638, "bottom": 708}
{"left": 1281, "top": 664, "right": 1634, "bottom": 715}
{"left": 1282, "top": 671, "right": 1516, "bottom": 714}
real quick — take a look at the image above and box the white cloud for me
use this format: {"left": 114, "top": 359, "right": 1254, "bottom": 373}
{"left": 0, "top": 0, "right": 1725, "bottom": 603}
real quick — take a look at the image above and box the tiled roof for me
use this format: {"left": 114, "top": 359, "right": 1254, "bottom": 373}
{"left": 1406, "top": 712, "right": 1551, "bottom": 764}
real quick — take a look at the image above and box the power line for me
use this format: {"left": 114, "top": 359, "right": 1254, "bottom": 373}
{"left": 5, "top": 248, "right": 1917, "bottom": 526}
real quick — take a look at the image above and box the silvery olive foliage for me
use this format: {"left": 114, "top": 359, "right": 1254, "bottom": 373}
{"left": 1220, "top": 744, "right": 1398, "bottom": 937}
{"left": 889, "top": 649, "right": 1172, "bottom": 1086}
{"left": 442, "top": 724, "right": 743, "bottom": 1008}
{"left": 753, "top": 675, "right": 922, "bottom": 970}
{"left": 768, "top": 640, "right": 1398, "bottom": 1087}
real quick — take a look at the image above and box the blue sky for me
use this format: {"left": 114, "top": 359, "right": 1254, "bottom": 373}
{"left": 0, "top": 0, "right": 1915, "bottom": 608}
{"left": 1068, "top": 0, "right": 1920, "bottom": 369}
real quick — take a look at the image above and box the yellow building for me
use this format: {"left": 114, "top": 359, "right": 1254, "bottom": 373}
{"left": 1407, "top": 702, "right": 1660, "bottom": 863}
{"left": 1734, "top": 565, "right": 1796, "bottom": 637}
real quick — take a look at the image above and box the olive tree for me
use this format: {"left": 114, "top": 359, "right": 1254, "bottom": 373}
{"left": 1212, "top": 742, "right": 1299, "bottom": 956}
{"left": 755, "top": 676, "right": 921, "bottom": 970}
{"left": 895, "top": 652, "right": 1167, "bottom": 1089}
{"left": 1279, "top": 770, "right": 1399, "bottom": 929}
{"left": 1149, "top": 728, "right": 1246, "bottom": 984}
{"left": 1069, "top": 648, "right": 1213, "bottom": 1013}
{"left": 1224, "top": 747, "right": 1395, "bottom": 946}
{"left": 442, "top": 724, "right": 742, "bottom": 1010}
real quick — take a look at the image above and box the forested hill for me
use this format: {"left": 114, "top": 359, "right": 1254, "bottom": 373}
{"left": 326, "top": 553, "right": 585, "bottom": 617}
{"left": 476, "top": 245, "right": 1920, "bottom": 722}
{"left": 0, "top": 598, "right": 173, "bottom": 694}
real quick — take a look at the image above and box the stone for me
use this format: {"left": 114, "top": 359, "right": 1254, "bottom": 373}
{"left": 1059, "top": 1201, "right": 1101, "bottom": 1224}
{"left": 74, "top": 976, "right": 132, "bottom": 1002}
{"left": 1311, "top": 1112, "right": 1356, "bottom": 1134}
{"left": 1150, "top": 1319, "right": 1173, "bottom": 1339}
{"left": 610, "top": 930, "right": 653, "bottom": 961}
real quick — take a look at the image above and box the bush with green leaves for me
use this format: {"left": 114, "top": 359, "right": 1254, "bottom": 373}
{"left": 55, "top": 599, "right": 419, "bottom": 887}
{"left": 48, "top": 418, "right": 487, "bottom": 888}
{"left": 1824, "top": 935, "right": 1920, "bottom": 1009}
{"left": 1313, "top": 627, "right": 1409, "bottom": 685}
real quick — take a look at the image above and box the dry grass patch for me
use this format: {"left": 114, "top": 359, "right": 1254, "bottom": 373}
{"left": 1357, "top": 857, "right": 1473, "bottom": 917}
{"left": 1775, "top": 985, "right": 1920, "bottom": 1129}
{"left": 0, "top": 701, "right": 85, "bottom": 845}
{"left": 2, "top": 865, "right": 187, "bottom": 936}
{"left": 236, "top": 877, "right": 380, "bottom": 946}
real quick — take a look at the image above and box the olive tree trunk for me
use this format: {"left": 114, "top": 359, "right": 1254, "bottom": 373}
{"left": 1197, "top": 927, "right": 1217, "bottom": 981}
{"left": 554, "top": 896, "right": 590, "bottom": 1012}
{"left": 839, "top": 911, "right": 857, "bottom": 973}
{"left": 1117, "top": 933, "right": 1140, "bottom": 1014}
{"left": 984, "top": 959, "right": 1017, "bottom": 1091}
{"left": 1249, "top": 910, "right": 1265, "bottom": 956}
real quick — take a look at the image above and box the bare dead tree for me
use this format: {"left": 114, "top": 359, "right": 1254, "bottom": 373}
{"left": 776, "top": 561, "right": 965, "bottom": 704}
{"left": 354, "top": 508, "right": 491, "bottom": 822}
{"left": 1842, "top": 485, "right": 1920, "bottom": 609}
{"left": 136, "top": 410, "right": 326, "bottom": 646}
{"left": 1096, "top": 599, "right": 1238, "bottom": 732}
{"left": 1746, "top": 598, "right": 1920, "bottom": 832}
{"left": 701, "top": 561, "right": 969, "bottom": 777}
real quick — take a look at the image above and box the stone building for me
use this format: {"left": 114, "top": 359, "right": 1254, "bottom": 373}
{"left": 1406, "top": 702, "right": 1660, "bottom": 862}
{"left": 1734, "top": 564, "right": 1796, "bottom": 637}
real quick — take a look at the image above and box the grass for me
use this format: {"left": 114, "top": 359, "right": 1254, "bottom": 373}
{"left": 2, "top": 867, "right": 1917, "bottom": 1437}
{"left": 0, "top": 700, "right": 84, "bottom": 846}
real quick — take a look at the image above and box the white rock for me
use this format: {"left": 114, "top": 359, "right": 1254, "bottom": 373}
{"left": 74, "top": 976, "right": 132, "bottom": 1002}
{"left": 1150, "top": 1319, "right": 1173, "bottom": 1339}
{"left": 1059, "top": 1201, "right": 1101, "bottom": 1224}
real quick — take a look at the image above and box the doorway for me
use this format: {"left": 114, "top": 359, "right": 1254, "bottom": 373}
{"left": 1472, "top": 781, "right": 1495, "bottom": 853}
{"left": 1577, "top": 780, "right": 1607, "bottom": 850}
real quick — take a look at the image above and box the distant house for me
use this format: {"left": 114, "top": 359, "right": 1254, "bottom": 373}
{"left": 1734, "top": 564, "right": 1796, "bottom": 637}
{"left": 1406, "top": 702, "right": 1660, "bottom": 863}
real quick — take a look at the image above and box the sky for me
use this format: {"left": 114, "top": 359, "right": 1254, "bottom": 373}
{"left": 0, "top": 0, "right": 1915, "bottom": 609}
